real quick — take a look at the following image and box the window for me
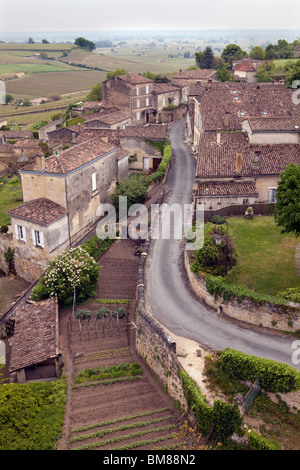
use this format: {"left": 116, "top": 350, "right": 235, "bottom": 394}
{"left": 146, "top": 97, "right": 149, "bottom": 107}
{"left": 137, "top": 112, "right": 140, "bottom": 121}
{"left": 136, "top": 86, "right": 140, "bottom": 96}
{"left": 32, "top": 230, "right": 44, "bottom": 248}
{"left": 146, "top": 85, "right": 149, "bottom": 94}
{"left": 136, "top": 99, "right": 140, "bottom": 108}
{"left": 15, "top": 224, "right": 26, "bottom": 242}
{"left": 268, "top": 187, "right": 277, "bottom": 203}
{"left": 92, "top": 172, "right": 97, "bottom": 191}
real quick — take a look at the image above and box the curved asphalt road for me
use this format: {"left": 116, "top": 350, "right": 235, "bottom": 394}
{"left": 145, "top": 118, "right": 300, "bottom": 370}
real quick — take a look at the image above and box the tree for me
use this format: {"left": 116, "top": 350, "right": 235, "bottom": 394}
{"left": 42, "top": 39, "right": 49, "bottom": 44}
{"left": 274, "top": 163, "right": 300, "bottom": 237}
{"left": 74, "top": 37, "right": 96, "bottom": 51}
{"left": 5, "top": 93, "right": 13, "bottom": 104}
{"left": 106, "top": 68, "right": 128, "bottom": 80}
{"left": 216, "top": 66, "right": 232, "bottom": 82}
{"left": 249, "top": 46, "right": 265, "bottom": 60}
{"left": 285, "top": 59, "right": 300, "bottom": 88}
{"left": 221, "top": 44, "right": 247, "bottom": 65}
{"left": 195, "top": 47, "right": 215, "bottom": 69}
{"left": 27, "top": 37, "right": 35, "bottom": 44}
{"left": 35, "top": 247, "right": 101, "bottom": 308}
{"left": 86, "top": 82, "right": 102, "bottom": 101}
{"left": 265, "top": 47, "right": 276, "bottom": 60}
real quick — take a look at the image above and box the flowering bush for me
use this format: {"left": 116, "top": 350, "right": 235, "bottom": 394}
{"left": 31, "top": 247, "right": 100, "bottom": 308}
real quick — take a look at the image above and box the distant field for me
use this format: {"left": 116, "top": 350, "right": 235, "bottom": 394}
{"left": 0, "top": 95, "right": 87, "bottom": 129}
{"left": 0, "top": 61, "right": 77, "bottom": 75}
{"left": 5, "top": 70, "right": 106, "bottom": 97}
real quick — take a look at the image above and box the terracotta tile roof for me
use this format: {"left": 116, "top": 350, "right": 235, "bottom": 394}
{"left": 8, "top": 198, "right": 68, "bottom": 225}
{"left": 0, "top": 130, "right": 33, "bottom": 139}
{"left": 170, "top": 79, "right": 191, "bottom": 88}
{"left": 152, "top": 83, "right": 181, "bottom": 94}
{"left": 196, "top": 181, "right": 258, "bottom": 197}
{"left": 174, "top": 69, "right": 216, "bottom": 80}
{"left": 198, "top": 82, "right": 299, "bottom": 131}
{"left": 20, "top": 137, "right": 117, "bottom": 174}
{"left": 75, "top": 128, "right": 121, "bottom": 146}
{"left": 85, "top": 110, "right": 131, "bottom": 126}
{"left": 9, "top": 297, "right": 59, "bottom": 373}
{"left": 117, "top": 73, "right": 154, "bottom": 85}
{"left": 234, "top": 60, "right": 256, "bottom": 72}
{"left": 196, "top": 131, "right": 300, "bottom": 178}
{"left": 246, "top": 117, "right": 300, "bottom": 132}
{"left": 13, "top": 139, "right": 41, "bottom": 148}
{"left": 119, "top": 124, "right": 168, "bottom": 140}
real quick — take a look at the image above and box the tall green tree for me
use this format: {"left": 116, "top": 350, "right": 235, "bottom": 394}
{"left": 249, "top": 46, "right": 265, "bottom": 60}
{"left": 285, "top": 59, "right": 300, "bottom": 88}
{"left": 86, "top": 82, "right": 102, "bottom": 101}
{"left": 274, "top": 164, "right": 300, "bottom": 237}
{"left": 106, "top": 68, "right": 128, "bottom": 80}
{"left": 221, "top": 44, "right": 247, "bottom": 65}
{"left": 74, "top": 37, "right": 96, "bottom": 51}
{"left": 195, "top": 47, "right": 215, "bottom": 69}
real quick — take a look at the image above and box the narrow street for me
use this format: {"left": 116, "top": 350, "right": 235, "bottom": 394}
{"left": 145, "top": 117, "right": 300, "bottom": 370}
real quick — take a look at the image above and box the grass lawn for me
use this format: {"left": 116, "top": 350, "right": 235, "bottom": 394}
{"left": 225, "top": 216, "right": 299, "bottom": 296}
{"left": 0, "top": 176, "right": 23, "bottom": 226}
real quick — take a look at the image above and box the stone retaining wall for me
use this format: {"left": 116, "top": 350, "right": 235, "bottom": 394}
{"left": 184, "top": 249, "right": 300, "bottom": 333}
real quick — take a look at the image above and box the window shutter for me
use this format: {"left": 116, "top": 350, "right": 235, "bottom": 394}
{"left": 39, "top": 232, "right": 44, "bottom": 248}
{"left": 14, "top": 225, "right": 19, "bottom": 240}
{"left": 22, "top": 227, "right": 27, "bottom": 242}
{"left": 32, "top": 229, "right": 36, "bottom": 245}
{"left": 92, "top": 172, "right": 97, "bottom": 191}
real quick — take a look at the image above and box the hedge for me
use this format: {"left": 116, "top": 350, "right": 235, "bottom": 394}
{"left": 181, "top": 370, "right": 242, "bottom": 441}
{"left": 81, "top": 236, "right": 115, "bottom": 261}
{"left": 205, "top": 273, "right": 288, "bottom": 307}
{"left": 247, "top": 430, "right": 278, "bottom": 450}
{"left": 219, "top": 348, "right": 300, "bottom": 393}
{"left": 0, "top": 378, "right": 66, "bottom": 450}
{"left": 146, "top": 139, "right": 172, "bottom": 183}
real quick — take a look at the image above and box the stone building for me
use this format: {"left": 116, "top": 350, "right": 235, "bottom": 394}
{"left": 9, "top": 297, "right": 62, "bottom": 383}
{"left": 102, "top": 73, "right": 155, "bottom": 125}
{"left": 119, "top": 124, "right": 168, "bottom": 171}
{"left": 7, "top": 137, "right": 128, "bottom": 281}
{"left": 194, "top": 131, "right": 300, "bottom": 210}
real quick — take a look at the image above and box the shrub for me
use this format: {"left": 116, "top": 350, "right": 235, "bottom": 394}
{"left": 219, "top": 348, "right": 300, "bottom": 393}
{"left": 181, "top": 370, "right": 242, "bottom": 441}
{"left": 191, "top": 224, "right": 237, "bottom": 276}
{"left": 0, "top": 224, "right": 8, "bottom": 233}
{"left": 278, "top": 287, "right": 300, "bottom": 304}
{"left": 30, "top": 277, "right": 50, "bottom": 302}
{"left": 205, "top": 274, "right": 287, "bottom": 306}
{"left": 81, "top": 236, "right": 114, "bottom": 261}
{"left": 0, "top": 378, "right": 66, "bottom": 450}
{"left": 30, "top": 247, "right": 100, "bottom": 308}
{"left": 247, "top": 430, "right": 277, "bottom": 450}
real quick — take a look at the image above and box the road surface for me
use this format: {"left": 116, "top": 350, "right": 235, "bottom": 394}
{"left": 145, "top": 118, "right": 300, "bottom": 370}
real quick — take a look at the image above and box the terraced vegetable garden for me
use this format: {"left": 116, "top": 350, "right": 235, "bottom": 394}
{"left": 57, "top": 239, "right": 184, "bottom": 451}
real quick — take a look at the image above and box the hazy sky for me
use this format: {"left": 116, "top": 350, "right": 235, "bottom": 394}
{"left": 1, "top": 0, "right": 300, "bottom": 31}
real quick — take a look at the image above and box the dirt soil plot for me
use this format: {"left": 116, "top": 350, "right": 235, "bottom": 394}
{"left": 57, "top": 239, "right": 183, "bottom": 451}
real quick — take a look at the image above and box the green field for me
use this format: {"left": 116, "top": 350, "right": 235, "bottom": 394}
{"left": 226, "top": 216, "right": 299, "bottom": 296}
{"left": 0, "top": 176, "right": 23, "bottom": 226}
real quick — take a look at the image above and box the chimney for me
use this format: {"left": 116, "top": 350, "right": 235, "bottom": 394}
{"left": 235, "top": 153, "right": 242, "bottom": 173}
{"left": 36, "top": 155, "right": 45, "bottom": 171}
{"left": 224, "top": 112, "right": 230, "bottom": 127}
{"left": 252, "top": 150, "right": 261, "bottom": 171}
{"left": 102, "top": 136, "right": 108, "bottom": 143}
